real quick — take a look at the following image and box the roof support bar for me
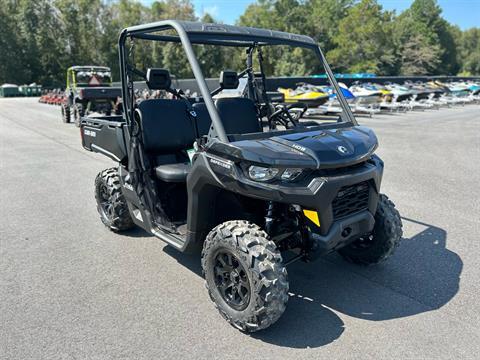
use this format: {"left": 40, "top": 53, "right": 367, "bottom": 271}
{"left": 118, "top": 20, "right": 229, "bottom": 143}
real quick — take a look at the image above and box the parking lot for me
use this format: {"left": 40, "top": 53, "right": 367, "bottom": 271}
{"left": 1, "top": 97, "right": 479, "bottom": 359}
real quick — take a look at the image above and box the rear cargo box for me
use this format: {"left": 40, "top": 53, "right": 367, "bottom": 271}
{"left": 78, "top": 87, "right": 122, "bottom": 100}
{"left": 80, "top": 116, "right": 128, "bottom": 162}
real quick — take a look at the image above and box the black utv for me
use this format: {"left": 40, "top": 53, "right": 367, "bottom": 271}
{"left": 80, "top": 20, "right": 403, "bottom": 332}
{"left": 62, "top": 66, "right": 121, "bottom": 126}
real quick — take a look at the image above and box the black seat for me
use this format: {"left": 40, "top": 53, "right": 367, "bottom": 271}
{"left": 138, "top": 99, "right": 196, "bottom": 182}
{"left": 215, "top": 97, "right": 261, "bottom": 135}
{"left": 155, "top": 163, "right": 191, "bottom": 182}
{"left": 192, "top": 102, "right": 212, "bottom": 136}
{"left": 193, "top": 98, "right": 261, "bottom": 137}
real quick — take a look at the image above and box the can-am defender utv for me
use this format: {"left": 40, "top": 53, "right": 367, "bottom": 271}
{"left": 62, "top": 66, "right": 121, "bottom": 126}
{"left": 80, "top": 20, "right": 403, "bottom": 332}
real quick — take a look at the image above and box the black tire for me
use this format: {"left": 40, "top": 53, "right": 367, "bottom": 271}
{"left": 202, "top": 220, "right": 289, "bottom": 332}
{"left": 73, "top": 103, "right": 84, "bottom": 127}
{"left": 338, "top": 194, "right": 403, "bottom": 265}
{"left": 61, "top": 104, "right": 70, "bottom": 123}
{"left": 94, "top": 168, "right": 134, "bottom": 232}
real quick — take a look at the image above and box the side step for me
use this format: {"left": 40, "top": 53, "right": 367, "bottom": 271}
{"left": 151, "top": 227, "right": 187, "bottom": 251}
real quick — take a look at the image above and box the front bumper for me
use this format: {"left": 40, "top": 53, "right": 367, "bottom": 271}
{"left": 306, "top": 210, "right": 375, "bottom": 258}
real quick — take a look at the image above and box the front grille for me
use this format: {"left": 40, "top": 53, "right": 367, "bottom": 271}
{"left": 315, "top": 161, "right": 368, "bottom": 177}
{"left": 332, "top": 181, "right": 370, "bottom": 220}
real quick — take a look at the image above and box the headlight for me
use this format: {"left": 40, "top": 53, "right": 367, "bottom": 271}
{"left": 281, "top": 168, "right": 303, "bottom": 181}
{"left": 248, "top": 166, "right": 279, "bottom": 182}
{"left": 248, "top": 166, "right": 303, "bottom": 182}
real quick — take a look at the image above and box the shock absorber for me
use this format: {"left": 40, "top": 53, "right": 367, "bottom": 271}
{"left": 265, "top": 201, "right": 276, "bottom": 235}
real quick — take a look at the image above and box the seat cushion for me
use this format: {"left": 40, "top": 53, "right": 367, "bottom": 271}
{"left": 155, "top": 162, "right": 191, "bottom": 182}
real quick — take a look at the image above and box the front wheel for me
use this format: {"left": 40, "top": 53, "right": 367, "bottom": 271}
{"left": 202, "top": 220, "right": 289, "bottom": 332}
{"left": 338, "top": 194, "right": 403, "bottom": 265}
{"left": 94, "top": 168, "right": 134, "bottom": 232}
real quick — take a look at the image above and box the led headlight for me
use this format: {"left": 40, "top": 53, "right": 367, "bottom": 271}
{"left": 281, "top": 168, "right": 303, "bottom": 181}
{"left": 248, "top": 166, "right": 279, "bottom": 182}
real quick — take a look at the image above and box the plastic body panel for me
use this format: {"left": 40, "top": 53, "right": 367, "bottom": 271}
{"left": 184, "top": 149, "right": 383, "bottom": 250}
{"left": 77, "top": 87, "right": 121, "bottom": 100}
{"left": 80, "top": 116, "right": 128, "bottom": 162}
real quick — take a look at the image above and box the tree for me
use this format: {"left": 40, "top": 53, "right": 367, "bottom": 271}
{"left": 393, "top": 0, "right": 459, "bottom": 75}
{"left": 159, "top": 0, "right": 196, "bottom": 78}
{"left": 327, "top": 0, "right": 396, "bottom": 74}
{"left": 400, "top": 34, "right": 442, "bottom": 75}
{"left": 305, "top": 0, "right": 353, "bottom": 53}
{"left": 0, "top": 1, "right": 28, "bottom": 84}
{"left": 458, "top": 28, "right": 480, "bottom": 75}
{"left": 0, "top": 0, "right": 478, "bottom": 86}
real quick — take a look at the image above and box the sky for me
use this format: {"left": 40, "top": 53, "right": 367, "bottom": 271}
{"left": 188, "top": 0, "right": 479, "bottom": 30}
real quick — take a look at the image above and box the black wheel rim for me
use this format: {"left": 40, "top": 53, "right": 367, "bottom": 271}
{"left": 213, "top": 250, "right": 251, "bottom": 311}
{"left": 99, "top": 184, "right": 114, "bottom": 222}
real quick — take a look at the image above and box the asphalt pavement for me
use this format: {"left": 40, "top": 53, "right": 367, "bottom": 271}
{"left": 1, "top": 97, "right": 479, "bottom": 359}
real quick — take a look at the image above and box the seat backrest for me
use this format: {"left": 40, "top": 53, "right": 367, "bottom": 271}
{"left": 192, "top": 102, "right": 212, "bottom": 137}
{"left": 215, "top": 97, "right": 261, "bottom": 135}
{"left": 138, "top": 99, "right": 196, "bottom": 155}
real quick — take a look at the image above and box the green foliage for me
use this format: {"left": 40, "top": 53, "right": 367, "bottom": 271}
{"left": 326, "top": 0, "right": 396, "bottom": 74}
{"left": 458, "top": 28, "right": 480, "bottom": 75}
{"left": 0, "top": 0, "right": 478, "bottom": 86}
{"left": 305, "top": 0, "right": 353, "bottom": 53}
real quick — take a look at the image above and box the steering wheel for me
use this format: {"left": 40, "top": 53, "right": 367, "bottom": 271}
{"left": 268, "top": 102, "right": 308, "bottom": 129}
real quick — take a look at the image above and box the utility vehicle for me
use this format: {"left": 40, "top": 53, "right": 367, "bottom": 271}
{"left": 62, "top": 66, "right": 121, "bottom": 126}
{"left": 80, "top": 20, "right": 403, "bottom": 332}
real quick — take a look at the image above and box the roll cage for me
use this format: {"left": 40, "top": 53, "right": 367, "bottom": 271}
{"left": 118, "top": 20, "right": 357, "bottom": 143}
{"left": 66, "top": 66, "right": 112, "bottom": 89}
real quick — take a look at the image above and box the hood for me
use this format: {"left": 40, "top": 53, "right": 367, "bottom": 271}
{"left": 209, "top": 126, "right": 378, "bottom": 169}
{"left": 272, "top": 126, "right": 377, "bottom": 168}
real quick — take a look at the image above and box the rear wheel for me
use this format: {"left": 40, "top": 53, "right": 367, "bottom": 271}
{"left": 73, "top": 103, "right": 84, "bottom": 127}
{"left": 338, "top": 194, "right": 403, "bottom": 265}
{"left": 202, "top": 220, "right": 289, "bottom": 332}
{"left": 61, "top": 104, "right": 70, "bottom": 123}
{"left": 94, "top": 168, "right": 134, "bottom": 232}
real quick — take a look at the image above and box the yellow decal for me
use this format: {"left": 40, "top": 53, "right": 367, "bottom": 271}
{"left": 303, "top": 209, "right": 320, "bottom": 227}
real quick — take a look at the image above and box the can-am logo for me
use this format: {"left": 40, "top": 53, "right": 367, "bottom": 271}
{"left": 84, "top": 129, "right": 96, "bottom": 137}
{"left": 337, "top": 145, "right": 348, "bottom": 154}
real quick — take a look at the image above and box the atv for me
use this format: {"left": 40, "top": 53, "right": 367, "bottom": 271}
{"left": 62, "top": 66, "right": 121, "bottom": 126}
{"left": 80, "top": 20, "right": 403, "bottom": 332}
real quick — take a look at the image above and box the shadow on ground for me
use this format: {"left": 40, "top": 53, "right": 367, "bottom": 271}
{"left": 121, "top": 227, "right": 151, "bottom": 238}
{"left": 163, "top": 217, "right": 462, "bottom": 349}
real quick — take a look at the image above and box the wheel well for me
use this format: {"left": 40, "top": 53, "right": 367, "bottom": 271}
{"left": 188, "top": 185, "right": 267, "bottom": 245}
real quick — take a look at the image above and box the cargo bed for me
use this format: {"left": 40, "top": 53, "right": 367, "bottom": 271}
{"left": 80, "top": 115, "right": 128, "bottom": 162}
{"left": 78, "top": 87, "right": 121, "bottom": 100}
